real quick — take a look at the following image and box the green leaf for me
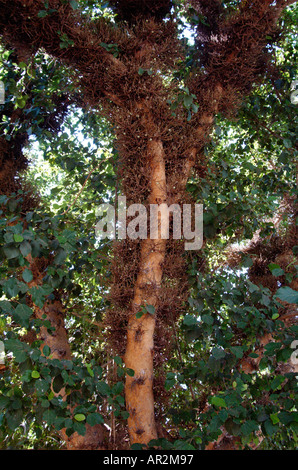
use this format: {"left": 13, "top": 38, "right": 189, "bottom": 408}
{"left": 5, "top": 339, "right": 28, "bottom": 363}
{"left": 248, "top": 281, "right": 259, "bottom": 293}
{"left": 22, "top": 269, "right": 33, "bottom": 283}
{"left": 202, "top": 314, "right": 213, "bottom": 325}
{"left": 241, "top": 420, "right": 259, "bottom": 436}
{"left": 268, "top": 263, "right": 284, "bottom": 276}
{"left": 138, "top": 67, "right": 153, "bottom": 76}
{"left": 117, "top": 366, "right": 124, "bottom": 377}
{"left": 283, "top": 138, "right": 292, "bottom": 149}
{"left": 14, "top": 303, "right": 33, "bottom": 328}
{"left": 52, "top": 374, "right": 64, "bottom": 394}
{"left": 0, "top": 397, "right": 10, "bottom": 410}
{"left": 270, "top": 375, "right": 285, "bottom": 391}
{"left": 211, "top": 396, "right": 227, "bottom": 408}
{"left": 116, "top": 395, "right": 125, "bottom": 405}
{"left": 278, "top": 411, "right": 295, "bottom": 425}
{"left": 264, "top": 419, "right": 278, "bottom": 436}
{"left": 54, "top": 248, "right": 67, "bottom": 265}
{"left": 13, "top": 234, "right": 24, "bottom": 243}
{"left": 270, "top": 413, "right": 280, "bottom": 425}
{"left": 173, "top": 440, "right": 196, "bottom": 450}
{"left": 145, "top": 305, "right": 155, "bottom": 315}
{"left": 43, "top": 409, "right": 56, "bottom": 426}
{"left": 86, "top": 413, "right": 104, "bottom": 426}
{"left": 5, "top": 409, "right": 23, "bottom": 431}
{"left": 114, "top": 356, "right": 122, "bottom": 366}
{"left": 230, "top": 346, "right": 244, "bottom": 359}
{"left": 37, "top": 10, "right": 48, "bottom": 18}
{"left": 43, "top": 345, "right": 51, "bottom": 357}
{"left": 225, "top": 418, "right": 241, "bottom": 436}
{"left": 208, "top": 355, "right": 220, "bottom": 373}
{"left": 74, "top": 413, "right": 86, "bottom": 422}
{"left": 135, "top": 310, "right": 144, "bottom": 319}
{"left": 0, "top": 300, "right": 14, "bottom": 315}
{"left": 112, "top": 381, "right": 124, "bottom": 395}
{"left": 69, "top": 0, "right": 79, "bottom": 9}
{"left": 74, "top": 421, "right": 86, "bottom": 436}
{"left": 86, "top": 363, "right": 94, "bottom": 377}
{"left": 31, "top": 370, "right": 40, "bottom": 379}
{"left": 54, "top": 417, "right": 65, "bottom": 431}
{"left": 3, "top": 245, "right": 20, "bottom": 260}
{"left": 183, "top": 94, "right": 193, "bottom": 108}
{"left": 96, "top": 381, "right": 111, "bottom": 396}
{"left": 249, "top": 352, "right": 259, "bottom": 358}
{"left": 11, "top": 398, "right": 22, "bottom": 410}
{"left": 20, "top": 240, "right": 31, "bottom": 257}
{"left": 35, "top": 379, "right": 49, "bottom": 396}
{"left": 183, "top": 314, "right": 197, "bottom": 326}
{"left": 3, "top": 279, "right": 27, "bottom": 298}
{"left": 264, "top": 342, "right": 282, "bottom": 355}
{"left": 219, "top": 409, "right": 228, "bottom": 423}
{"left": 30, "top": 285, "right": 53, "bottom": 308}
{"left": 131, "top": 443, "right": 145, "bottom": 450}
{"left": 126, "top": 368, "right": 135, "bottom": 377}
{"left": 212, "top": 347, "right": 225, "bottom": 360}
{"left": 15, "top": 96, "right": 28, "bottom": 109}
{"left": 275, "top": 286, "right": 298, "bottom": 304}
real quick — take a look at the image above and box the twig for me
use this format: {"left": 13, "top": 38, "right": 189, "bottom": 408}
{"left": 69, "top": 309, "right": 103, "bottom": 328}
{"left": 61, "top": 157, "right": 110, "bottom": 216}
{"left": 170, "top": 312, "right": 196, "bottom": 401}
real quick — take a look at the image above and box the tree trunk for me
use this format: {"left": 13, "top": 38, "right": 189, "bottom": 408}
{"left": 124, "top": 137, "right": 167, "bottom": 444}
{"left": 36, "top": 300, "right": 105, "bottom": 449}
{"left": 34, "top": 298, "right": 72, "bottom": 362}
{"left": 123, "top": 104, "right": 220, "bottom": 444}
{"left": 26, "top": 258, "right": 106, "bottom": 450}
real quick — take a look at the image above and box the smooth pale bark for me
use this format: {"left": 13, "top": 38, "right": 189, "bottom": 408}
{"left": 124, "top": 137, "right": 167, "bottom": 444}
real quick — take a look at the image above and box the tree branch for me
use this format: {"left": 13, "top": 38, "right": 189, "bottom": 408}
{"left": 0, "top": 0, "right": 127, "bottom": 106}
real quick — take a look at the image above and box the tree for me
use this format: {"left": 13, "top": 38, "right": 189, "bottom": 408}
{"left": 0, "top": 0, "right": 297, "bottom": 450}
